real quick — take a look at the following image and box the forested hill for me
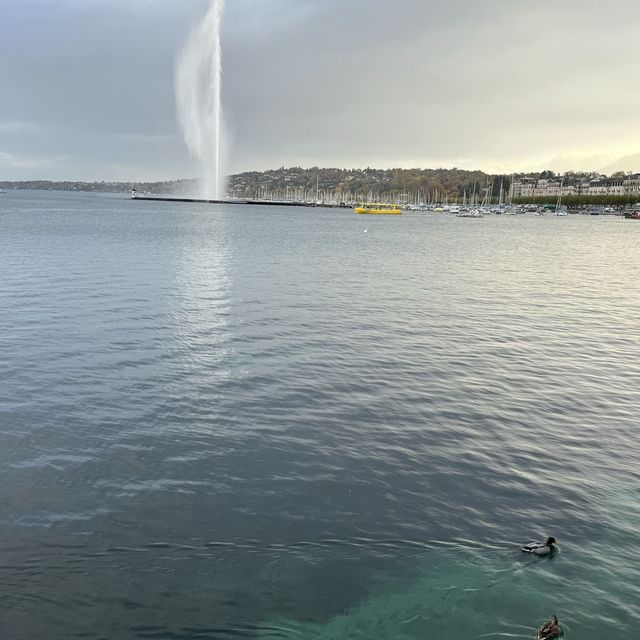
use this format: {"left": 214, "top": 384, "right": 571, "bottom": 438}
{"left": 0, "top": 179, "right": 197, "bottom": 195}
{"left": 1, "top": 167, "right": 511, "bottom": 200}
{"left": 227, "top": 167, "right": 510, "bottom": 200}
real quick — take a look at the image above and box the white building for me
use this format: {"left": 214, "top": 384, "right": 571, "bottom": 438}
{"left": 510, "top": 173, "right": 640, "bottom": 198}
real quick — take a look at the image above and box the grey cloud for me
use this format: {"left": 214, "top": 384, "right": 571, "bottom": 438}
{"left": 0, "top": 121, "right": 40, "bottom": 135}
{"left": 223, "top": 0, "right": 640, "bottom": 172}
{"left": 2, "top": 0, "right": 640, "bottom": 180}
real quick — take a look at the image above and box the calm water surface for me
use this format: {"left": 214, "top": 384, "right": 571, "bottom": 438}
{"left": 1, "top": 191, "right": 639, "bottom": 639}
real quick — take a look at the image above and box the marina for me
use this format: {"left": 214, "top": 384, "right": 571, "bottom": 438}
{"left": 129, "top": 191, "right": 637, "bottom": 216}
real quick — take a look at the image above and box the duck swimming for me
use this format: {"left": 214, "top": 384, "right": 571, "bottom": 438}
{"left": 536, "top": 615, "right": 562, "bottom": 640}
{"left": 521, "top": 537, "right": 558, "bottom": 555}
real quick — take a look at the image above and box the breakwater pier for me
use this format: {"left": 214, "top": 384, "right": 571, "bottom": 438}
{"left": 130, "top": 194, "right": 352, "bottom": 209}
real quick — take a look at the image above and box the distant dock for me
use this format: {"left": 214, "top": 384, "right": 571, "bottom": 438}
{"left": 130, "top": 194, "right": 351, "bottom": 209}
{"left": 132, "top": 195, "right": 240, "bottom": 205}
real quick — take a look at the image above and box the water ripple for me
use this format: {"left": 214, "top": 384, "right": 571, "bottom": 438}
{"left": 1, "top": 194, "right": 639, "bottom": 638}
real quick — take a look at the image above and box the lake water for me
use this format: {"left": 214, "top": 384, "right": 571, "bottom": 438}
{"left": 1, "top": 190, "right": 639, "bottom": 639}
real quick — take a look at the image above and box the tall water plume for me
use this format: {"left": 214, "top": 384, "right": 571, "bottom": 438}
{"left": 175, "top": 0, "right": 226, "bottom": 199}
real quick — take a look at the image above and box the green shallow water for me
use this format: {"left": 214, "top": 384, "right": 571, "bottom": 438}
{"left": 258, "top": 541, "right": 639, "bottom": 640}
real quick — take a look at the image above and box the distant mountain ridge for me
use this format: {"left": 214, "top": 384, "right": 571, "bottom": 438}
{"left": 600, "top": 153, "right": 640, "bottom": 175}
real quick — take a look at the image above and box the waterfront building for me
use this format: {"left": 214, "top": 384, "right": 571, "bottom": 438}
{"left": 510, "top": 173, "right": 640, "bottom": 198}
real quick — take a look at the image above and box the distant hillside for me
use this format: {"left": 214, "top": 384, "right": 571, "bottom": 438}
{"left": 600, "top": 153, "right": 640, "bottom": 174}
{"left": 0, "top": 179, "right": 197, "bottom": 195}
{"left": 1, "top": 168, "right": 513, "bottom": 201}
{"left": 7, "top": 166, "right": 628, "bottom": 201}
{"left": 226, "top": 166, "right": 512, "bottom": 201}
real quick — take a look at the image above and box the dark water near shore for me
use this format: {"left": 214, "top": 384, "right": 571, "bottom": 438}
{"left": 1, "top": 190, "right": 639, "bottom": 639}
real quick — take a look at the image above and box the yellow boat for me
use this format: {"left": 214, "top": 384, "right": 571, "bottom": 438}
{"left": 354, "top": 203, "right": 402, "bottom": 215}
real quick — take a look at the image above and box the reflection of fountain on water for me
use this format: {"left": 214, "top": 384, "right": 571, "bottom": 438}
{"left": 175, "top": 0, "right": 226, "bottom": 200}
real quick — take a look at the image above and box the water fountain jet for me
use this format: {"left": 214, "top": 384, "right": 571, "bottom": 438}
{"left": 175, "top": 0, "right": 226, "bottom": 200}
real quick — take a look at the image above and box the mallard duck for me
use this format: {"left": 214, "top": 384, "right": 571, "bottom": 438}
{"left": 521, "top": 537, "right": 558, "bottom": 555}
{"left": 536, "top": 614, "right": 562, "bottom": 640}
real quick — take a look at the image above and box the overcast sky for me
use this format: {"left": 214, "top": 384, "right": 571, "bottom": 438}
{"left": 1, "top": 0, "right": 639, "bottom": 181}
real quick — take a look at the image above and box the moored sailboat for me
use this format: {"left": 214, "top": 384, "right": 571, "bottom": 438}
{"left": 553, "top": 181, "right": 568, "bottom": 216}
